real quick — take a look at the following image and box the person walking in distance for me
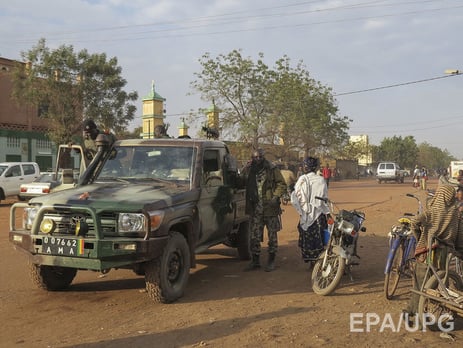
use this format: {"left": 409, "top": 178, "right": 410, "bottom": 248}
{"left": 412, "top": 165, "right": 420, "bottom": 188}
{"left": 420, "top": 166, "right": 428, "bottom": 191}
{"left": 242, "top": 149, "right": 287, "bottom": 272}
{"left": 291, "top": 157, "right": 330, "bottom": 267}
{"left": 322, "top": 164, "right": 332, "bottom": 188}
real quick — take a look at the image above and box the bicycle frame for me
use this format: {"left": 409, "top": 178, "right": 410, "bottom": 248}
{"left": 383, "top": 193, "right": 422, "bottom": 299}
{"left": 384, "top": 233, "right": 416, "bottom": 274}
{"left": 412, "top": 248, "right": 463, "bottom": 312}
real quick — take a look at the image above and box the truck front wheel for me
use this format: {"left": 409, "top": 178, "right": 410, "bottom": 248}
{"left": 145, "top": 232, "right": 191, "bottom": 303}
{"left": 30, "top": 263, "right": 77, "bottom": 290}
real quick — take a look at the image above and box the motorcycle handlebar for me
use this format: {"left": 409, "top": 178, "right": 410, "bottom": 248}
{"left": 315, "top": 196, "right": 328, "bottom": 203}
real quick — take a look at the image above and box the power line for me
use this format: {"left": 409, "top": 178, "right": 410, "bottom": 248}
{"left": 334, "top": 74, "right": 460, "bottom": 96}
{"left": 3, "top": 1, "right": 462, "bottom": 44}
{"left": 350, "top": 115, "right": 463, "bottom": 129}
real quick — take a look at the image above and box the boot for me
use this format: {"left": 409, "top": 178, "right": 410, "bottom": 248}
{"left": 264, "top": 253, "right": 276, "bottom": 272}
{"left": 244, "top": 254, "right": 260, "bottom": 271}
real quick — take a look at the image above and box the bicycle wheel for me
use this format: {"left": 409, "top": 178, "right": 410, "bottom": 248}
{"left": 384, "top": 242, "right": 404, "bottom": 300}
{"left": 418, "top": 270, "right": 463, "bottom": 331}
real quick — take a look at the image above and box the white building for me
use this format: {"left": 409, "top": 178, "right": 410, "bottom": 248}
{"left": 349, "top": 134, "right": 372, "bottom": 166}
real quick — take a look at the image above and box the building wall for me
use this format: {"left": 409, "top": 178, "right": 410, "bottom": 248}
{"left": 349, "top": 134, "right": 372, "bottom": 166}
{"left": 0, "top": 128, "right": 54, "bottom": 170}
{"left": 0, "top": 57, "right": 49, "bottom": 131}
{"left": 0, "top": 57, "right": 55, "bottom": 170}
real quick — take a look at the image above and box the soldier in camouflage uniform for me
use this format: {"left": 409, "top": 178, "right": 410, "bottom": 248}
{"left": 242, "top": 149, "right": 287, "bottom": 272}
{"left": 83, "top": 119, "right": 116, "bottom": 161}
{"left": 83, "top": 119, "right": 100, "bottom": 160}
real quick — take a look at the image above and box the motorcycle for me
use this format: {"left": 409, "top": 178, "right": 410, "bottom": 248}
{"left": 311, "top": 196, "right": 366, "bottom": 296}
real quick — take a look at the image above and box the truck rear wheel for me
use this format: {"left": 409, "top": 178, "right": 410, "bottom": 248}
{"left": 237, "top": 221, "right": 251, "bottom": 260}
{"left": 30, "top": 263, "right": 77, "bottom": 290}
{"left": 145, "top": 232, "right": 190, "bottom": 303}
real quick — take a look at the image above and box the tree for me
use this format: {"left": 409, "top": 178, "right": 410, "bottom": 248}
{"left": 417, "top": 142, "right": 454, "bottom": 172}
{"left": 190, "top": 50, "right": 349, "bottom": 158}
{"left": 118, "top": 126, "right": 142, "bottom": 140}
{"left": 336, "top": 139, "right": 372, "bottom": 162}
{"left": 190, "top": 50, "right": 271, "bottom": 149}
{"left": 375, "top": 135, "right": 418, "bottom": 168}
{"left": 11, "top": 38, "right": 138, "bottom": 145}
{"left": 266, "top": 56, "right": 350, "bottom": 160}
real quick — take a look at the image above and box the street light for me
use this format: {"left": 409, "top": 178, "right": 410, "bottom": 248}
{"left": 445, "top": 69, "right": 461, "bottom": 75}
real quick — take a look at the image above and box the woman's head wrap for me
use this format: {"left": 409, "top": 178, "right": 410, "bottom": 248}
{"left": 303, "top": 157, "right": 319, "bottom": 172}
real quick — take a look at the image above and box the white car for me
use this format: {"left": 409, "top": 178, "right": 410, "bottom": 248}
{"left": 18, "top": 172, "right": 61, "bottom": 200}
{"left": 0, "top": 162, "right": 40, "bottom": 202}
{"left": 376, "top": 162, "right": 405, "bottom": 184}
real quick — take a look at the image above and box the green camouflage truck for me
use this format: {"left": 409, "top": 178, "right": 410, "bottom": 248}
{"left": 9, "top": 135, "right": 250, "bottom": 303}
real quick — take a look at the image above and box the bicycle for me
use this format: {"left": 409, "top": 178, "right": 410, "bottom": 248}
{"left": 383, "top": 193, "right": 422, "bottom": 300}
{"left": 413, "top": 237, "right": 463, "bottom": 331}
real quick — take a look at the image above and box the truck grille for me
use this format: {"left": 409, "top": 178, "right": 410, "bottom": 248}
{"left": 40, "top": 211, "right": 117, "bottom": 237}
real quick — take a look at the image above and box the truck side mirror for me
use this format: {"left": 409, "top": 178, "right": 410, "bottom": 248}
{"left": 223, "top": 154, "right": 239, "bottom": 187}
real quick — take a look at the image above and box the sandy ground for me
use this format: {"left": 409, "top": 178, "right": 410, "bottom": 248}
{"left": 1, "top": 177, "right": 462, "bottom": 347}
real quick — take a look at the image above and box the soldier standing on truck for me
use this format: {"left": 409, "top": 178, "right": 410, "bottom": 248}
{"left": 82, "top": 119, "right": 101, "bottom": 160}
{"left": 242, "top": 148, "right": 287, "bottom": 272}
{"left": 83, "top": 119, "right": 116, "bottom": 160}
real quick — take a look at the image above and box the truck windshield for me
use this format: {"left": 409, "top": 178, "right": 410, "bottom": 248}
{"left": 99, "top": 146, "right": 195, "bottom": 182}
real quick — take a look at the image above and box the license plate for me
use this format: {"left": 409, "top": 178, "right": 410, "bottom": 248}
{"left": 28, "top": 188, "right": 43, "bottom": 194}
{"left": 41, "top": 236, "right": 84, "bottom": 256}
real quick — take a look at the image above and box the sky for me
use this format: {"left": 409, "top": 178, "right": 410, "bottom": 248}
{"left": 1, "top": 0, "right": 463, "bottom": 159}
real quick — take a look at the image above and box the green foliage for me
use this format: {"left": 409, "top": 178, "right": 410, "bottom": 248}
{"left": 11, "top": 38, "right": 138, "bottom": 145}
{"left": 267, "top": 56, "right": 350, "bottom": 159}
{"left": 336, "top": 140, "right": 370, "bottom": 161}
{"left": 190, "top": 50, "right": 271, "bottom": 149}
{"left": 373, "top": 136, "right": 453, "bottom": 171}
{"left": 118, "top": 126, "right": 142, "bottom": 140}
{"left": 375, "top": 135, "right": 418, "bottom": 168}
{"left": 190, "top": 50, "right": 349, "bottom": 158}
{"left": 416, "top": 142, "right": 455, "bottom": 171}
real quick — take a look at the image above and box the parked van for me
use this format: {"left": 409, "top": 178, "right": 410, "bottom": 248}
{"left": 0, "top": 162, "right": 40, "bottom": 202}
{"left": 376, "top": 162, "right": 405, "bottom": 184}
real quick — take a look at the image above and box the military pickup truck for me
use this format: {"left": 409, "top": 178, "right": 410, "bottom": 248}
{"left": 9, "top": 135, "right": 250, "bottom": 303}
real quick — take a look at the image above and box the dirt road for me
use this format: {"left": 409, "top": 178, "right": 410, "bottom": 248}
{"left": 1, "top": 178, "right": 461, "bottom": 347}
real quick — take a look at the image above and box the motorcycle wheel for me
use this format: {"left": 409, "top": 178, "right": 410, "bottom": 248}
{"left": 384, "top": 243, "right": 404, "bottom": 300}
{"left": 417, "top": 270, "right": 463, "bottom": 331}
{"left": 311, "top": 252, "right": 346, "bottom": 296}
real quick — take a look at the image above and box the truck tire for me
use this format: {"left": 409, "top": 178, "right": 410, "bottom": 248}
{"left": 237, "top": 221, "right": 251, "bottom": 261}
{"left": 145, "top": 232, "right": 190, "bottom": 303}
{"left": 30, "top": 263, "right": 77, "bottom": 290}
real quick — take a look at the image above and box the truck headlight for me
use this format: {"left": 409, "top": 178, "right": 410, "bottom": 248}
{"left": 118, "top": 213, "right": 145, "bottom": 233}
{"left": 23, "top": 207, "right": 39, "bottom": 230}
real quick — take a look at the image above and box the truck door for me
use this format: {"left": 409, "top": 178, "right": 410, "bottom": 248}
{"left": 197, "top": 148, "right": 234, "bottom": 247}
